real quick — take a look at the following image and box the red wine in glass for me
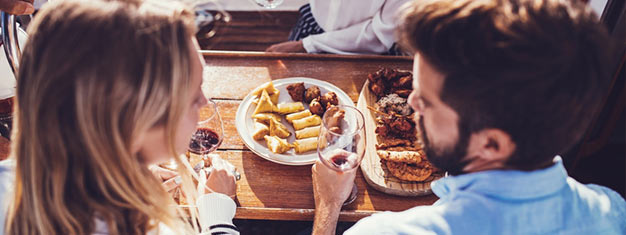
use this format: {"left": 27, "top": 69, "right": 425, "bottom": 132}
{"left": 189, "top": 127, "right": 221, "bottom": 154}
{"left": 325, "top": 149, "right": 359, "bottom": 171}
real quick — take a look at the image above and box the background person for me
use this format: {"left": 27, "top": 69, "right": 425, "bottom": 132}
{"left": 266, "top": 0, "right": 410, "bottom": 55}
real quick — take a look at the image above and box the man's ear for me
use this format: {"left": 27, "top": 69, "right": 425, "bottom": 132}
{"left": 463, "top": 128, "right": 516, "bottom": 172}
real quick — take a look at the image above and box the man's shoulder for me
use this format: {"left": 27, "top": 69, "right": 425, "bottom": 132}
{"left": 563, "top": 178, "right": 626, "bottom": 227}
{"left": 344, "top": 198, "right": 492, "bottom": 235}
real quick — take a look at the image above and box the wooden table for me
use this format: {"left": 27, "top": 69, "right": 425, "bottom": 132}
{"left": 202, "top": 50, "right": 438, "bottom": 222}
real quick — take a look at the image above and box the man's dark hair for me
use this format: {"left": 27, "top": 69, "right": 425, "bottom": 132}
{"left": 399, "top": 0, "right": 612, "bottom": 170}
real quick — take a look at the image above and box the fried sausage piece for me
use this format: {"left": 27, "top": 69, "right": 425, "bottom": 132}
{"left": 320, "top": 92, "right": 339, "bottom": 108}
{"left": 309, "top": 98, "right": 325, "bottom": 116}
{"left": 286, "top": 82, "right": 305, "bottom": 102}
{"left": 304, "top": 86, "right": 321, "bottom": 103}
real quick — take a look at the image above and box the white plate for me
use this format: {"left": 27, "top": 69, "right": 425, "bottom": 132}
{"left": 235, "top": 77, "right": 354, "bottom": 165}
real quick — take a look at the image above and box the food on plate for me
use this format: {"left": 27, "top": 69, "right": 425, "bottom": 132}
{"left": 377, "top": 93, "right": 412, "bottom": 116}
{"left": 295, "top": 125, "right": 320, "bottom": 139}
{"left": 252, "top": 121, "right": 269, "bottom": 140}
{"left": 293, "top": 137, "right": 318, "bottom": 153}
{"left": 368, "top": 68, "right": 413, "bottom": 98}
{"left": 269, "top": 91, "right": 280, "bottom": 104}
{"left": 253, "top": 90, "right": 276, "bottom": 114}
{"left": 292, "top": 115, "right": 322, "bottom": 130}
{"left": 252, "top": 113, "right": 282, "bottom": 125}
{"left": 285, "top": 110, "right": 312, "bottom": 123}
{"left": 304, "top": 86, "right": 321, "bottom": 103}
{"left": 375, "top": 114, "right": 417, "bottom": 141}
{"left": 264, "top": 135, "right": 292, "bottom": 154}
{"left": 247, "top": 81, "right": 348, "bottom": 156}
{"left": 324, "top": 108, "right": 345, "bottom": 133}
{"left": 376, "top": 138, "right": 415, "bottom": 149}
{"left": 320, "top": 92, "right": 339, "bottom": 108}
{"left": 384, "top": 160, "right": 433, "bottom": 182}
{"left": 274, "top": 102, "right": 305, "bottom": 114}
{"left": 309, "top": 98, "right": 325, "bottom": 116}
{"left": 365, "top": 68, "right": 441, "bottom": 182}
{"left": 376, "top": 150, "right": 423, "bottom": 164}
{"left": 269, "top": 118, "right": 291, "bottom": 138}
{"left": 252, "top": 81, "right": 279, "bottom": 97}
{"left": 286, "top": 82, "right": 305, "bottom": 102}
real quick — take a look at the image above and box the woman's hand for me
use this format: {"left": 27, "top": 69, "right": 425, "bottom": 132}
{"left": 148, "top": 165, "right": 180, "bottom": 192}
{"left": 266, "top": 41, "right": 306, "bottom": 53}
{"left": 0, "top": 0, "right": 34, "bottom": 15}
{"left": 197, "top": 155, "right": 236, "bottom": 198}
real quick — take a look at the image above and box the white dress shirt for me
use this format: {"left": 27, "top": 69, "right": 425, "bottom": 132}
{"left": 302, "top": 0, "right": 411, "bottom": 54}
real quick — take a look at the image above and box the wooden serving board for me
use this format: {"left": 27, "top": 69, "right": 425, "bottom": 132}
{"left": 357, "top": 81, "right": 442, "bottom": 196}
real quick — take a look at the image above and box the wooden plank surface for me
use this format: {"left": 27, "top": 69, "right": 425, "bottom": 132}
{"left": 217, "top": 150, "right": 438, "bottom": 221}
{"left": 201, "top": 51, "right": 437, "bottom": 221}
{"left": 202, "top": 51, "right": 414, "bottom": 101}
{"left": 198, "top": 11, "right": 300, "bottom": 51}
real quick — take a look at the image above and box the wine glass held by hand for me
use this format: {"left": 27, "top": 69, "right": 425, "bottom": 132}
{"left": 315, "top": 105, "right": 366, "bottom": 206}
{"left": 189, "top": 98, "right": 224, "bottom": 155}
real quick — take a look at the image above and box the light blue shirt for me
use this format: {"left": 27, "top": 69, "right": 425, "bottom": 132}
{"left": 345, "top": 157, "right": 626, "bottom": 234}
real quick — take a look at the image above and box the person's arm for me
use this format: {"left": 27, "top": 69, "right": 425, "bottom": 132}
{"left": 196, "top": 156, "right": 239, "bottom": 235}
{"left": 311, "top": 160, "right": 357, "bottom": 235}
{"left": 302, "top": 0, "right": 409, "bottom": 54}
{"left": 196, "top": 193, "right": 239, "bottom": 235}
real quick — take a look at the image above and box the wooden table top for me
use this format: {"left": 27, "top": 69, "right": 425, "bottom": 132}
{"left": 201, "top": 50, "right": 438, "bottom": 222}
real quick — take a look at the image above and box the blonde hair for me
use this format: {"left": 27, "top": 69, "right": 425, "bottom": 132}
{"left": 5, "top": 0, "right": 203, "bottom": 234}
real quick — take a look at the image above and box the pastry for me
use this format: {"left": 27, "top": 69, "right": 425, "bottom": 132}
{"left": 253, "top": 90, "right": 275, "bottom": 114}
{"left": 269, "top": 118, "right": 290, "bottom": 138}
{"left": 264, "top": 135, "right": 292, "bottom": 154}
{"left": 252, "top": 113, "right": 282, "bottom": 125}
{"left": 252, "top": 121, "right": 269, "bottom": 140}
{"left": 285, "top": 110, "right": 312, "bottom": 123}
{"left": 294, "top": 137, "right": 318, "bottom": 153}
{"left": 251, "top": 81, "right": 279, "bottom": 97}
{"left": 292, "top": 115, "right": 321, "bottom": 130}
{"left": 295, "top": 125, "right": 320, "bottom": 139}
{"left": 274, "top": 102, "right": 305, "bottom": 114}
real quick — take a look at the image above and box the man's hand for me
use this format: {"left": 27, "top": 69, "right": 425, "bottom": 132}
{"left": 0, "top": 0, "right": 34, "bottom": 15}
{"left": 311, "top": 160, "right": 357, "bottom": 235}
{"left": 266, "top": 40, "right": 306, "bottom": 53}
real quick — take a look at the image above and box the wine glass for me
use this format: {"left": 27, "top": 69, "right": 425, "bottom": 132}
{"left": 189, "top": 98, "right": 224, "bottom": 156}
{"left": 317, "top": 105, "right": 366, "bottom": 206}
{"left": 254, "top": 0, "right": 284, "bottom": 9}
{"left": 188, "top": 98, "right": 241, "bottom": 181}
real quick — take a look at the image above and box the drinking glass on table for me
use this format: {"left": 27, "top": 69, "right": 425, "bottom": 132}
{"left": 317, "top": 105, "right": 366, "bottom": 206}
{"left": 188, "top": 98, "right": 241, "bottom": 180}
{"left": 254, "top": 0, "right": 284, "bottom": 9}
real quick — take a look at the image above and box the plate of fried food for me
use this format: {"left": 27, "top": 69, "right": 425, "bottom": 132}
{"left": 357, "top": 68, "right": 443, "bottom": 196}
{"left": 235, "top": 78, "right": 354, "bottom": 165}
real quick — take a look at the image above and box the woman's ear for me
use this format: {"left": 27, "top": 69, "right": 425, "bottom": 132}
{"left": 463, "top": 128, "right": 516, "bottom": 172}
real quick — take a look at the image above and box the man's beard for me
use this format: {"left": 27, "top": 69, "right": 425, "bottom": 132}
{"left": 418, "top": 116, "right": 470, "bottom": 176}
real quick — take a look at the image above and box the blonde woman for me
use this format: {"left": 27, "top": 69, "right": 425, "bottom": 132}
{"left": 0, "top": 0, "right": 239, "bottom": 234}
